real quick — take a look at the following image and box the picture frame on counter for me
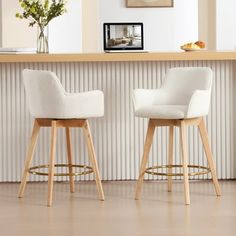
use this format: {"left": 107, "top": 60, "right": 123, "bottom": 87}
{"left": 126, "top": 0, "right": 173, "bottom": 8}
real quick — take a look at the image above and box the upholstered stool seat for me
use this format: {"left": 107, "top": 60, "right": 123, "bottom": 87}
{"left": 18, "top": 69, "right": 104, "bottom": 206}
{"left": 134, "top": 103, "right": 188, "bottom": 119}
{"left": 133, "top": 67, "right": 221, "bottom": 205}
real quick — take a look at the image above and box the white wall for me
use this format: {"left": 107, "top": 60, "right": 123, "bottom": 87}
{"left": 0, "top": 0, "right": 82, "bottom": 52}
{"left": 49, "top": 0, "right": 82, "bottom": 53}
{"left": 216, "top": 0, "right": 236, "bottom": 50}
{"left": 0, "top": 0, "right": 2, "bottom": 47}
{"left": 98, "top": 0, "right": 198, "bottom": 51}
{"left": 1, "top": 0, "right": 37, "bottom": 48}
{"left": 2, "top": 0, "right": 236, "bottom": 52}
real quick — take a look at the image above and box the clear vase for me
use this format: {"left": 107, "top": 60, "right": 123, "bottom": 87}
{"left": 37, "top": 25, "right": 49, "bottom": 53}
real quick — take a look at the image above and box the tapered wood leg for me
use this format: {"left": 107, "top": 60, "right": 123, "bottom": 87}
{"left": 47, "top": 121, "right": 57, "bottom": 207}
{"left": 65, "top": 127, "right": 75, "bottom": 193}
{"left": 180, "top": 120, "right": 190, "bottom": 205}
{"left": 198, "top": 118, "right": 221, "bottom": 196}
{"left": 18, "top": 120, "right": 40, "bottom": 198}
{"left": 167, "top": 126, "right": 174, "bottom": 192}
{"left": 135, "top": 119, "right": 156, "bottom": 200}
{"left": 83, "top": 120, "right": 105, "bottom": 201}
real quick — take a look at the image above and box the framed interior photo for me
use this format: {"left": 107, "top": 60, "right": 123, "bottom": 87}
{"left": 126, "top": 0, "right": 173, "bottom": 8}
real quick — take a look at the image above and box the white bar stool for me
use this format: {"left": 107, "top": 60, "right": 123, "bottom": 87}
{"left": 133, "top": 67, "right": 221, "bottom": 205}
{"left": 18, "top": 69, "right": 105, "bottom": 206}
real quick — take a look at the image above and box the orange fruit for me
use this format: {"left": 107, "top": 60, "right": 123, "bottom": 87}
{"left": 195, "top": 40, "right": 205, "bottom": 49}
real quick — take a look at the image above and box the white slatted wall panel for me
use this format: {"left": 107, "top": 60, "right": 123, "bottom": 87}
{"left": 0, "top": 60, "right": 235, "bottom": 182}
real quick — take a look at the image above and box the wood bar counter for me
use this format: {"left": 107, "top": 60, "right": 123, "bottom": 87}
{"left": 0, "top": 51, "right": 235, "bottom": 182}
{"left": 0, "top": 51, "right": 236, "bottom": 62}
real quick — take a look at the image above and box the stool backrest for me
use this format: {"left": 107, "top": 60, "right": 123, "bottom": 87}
{"left": 162, "top": 67, "right": 212, "bottom": 104}
{"left": 23, "top": 69, "right": 65, "bottom": 118}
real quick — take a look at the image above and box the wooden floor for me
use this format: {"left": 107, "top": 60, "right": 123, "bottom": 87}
{"left": 0, "top": 180, "right": 235, "bottom": 236}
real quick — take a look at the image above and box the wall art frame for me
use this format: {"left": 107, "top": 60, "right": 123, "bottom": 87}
{"left": 126, "top": 0, "right": 174, "bottom": 8}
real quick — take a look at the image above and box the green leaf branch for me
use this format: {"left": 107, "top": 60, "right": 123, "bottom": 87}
{"left": 16, "top": 0, "right": 67, "bottom": 27}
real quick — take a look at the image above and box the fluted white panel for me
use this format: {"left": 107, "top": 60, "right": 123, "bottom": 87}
{"left": 0, "top": 60, "right": 235, "bottom": 182}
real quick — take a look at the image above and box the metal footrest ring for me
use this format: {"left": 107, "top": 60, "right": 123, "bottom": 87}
{"left": 28, "top": 164, "right": 94, "bottom": 176}
{"left": 145, "top": 164, "right": 210, "bottom": 177}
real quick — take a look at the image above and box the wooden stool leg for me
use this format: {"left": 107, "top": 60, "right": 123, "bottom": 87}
{"left": 180, "top": 120, "right": 190, "bottom": 205}
{"left": 83, "top": 120, "right": 105, "bottom": 201}
{"left": 47, "top": 121, "right": 57, "bottom": 207}
{"left": 167, "top": 126, "right": 174, "bottom": 192}
{"left": 65, "top": 127, "right": 75, "bottom": 193}
{"left": 135, "top": 119, "right": 155, "bottom": 200}
{"left": 198, "top": 119, "right": 221, "bottom": 196}
{"left": 18, "top": 120, "right": 40, "bottom": 198}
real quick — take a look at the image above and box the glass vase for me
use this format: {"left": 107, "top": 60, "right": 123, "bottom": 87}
{"left": 37, "top": 25, "right": 49, "bottom": 53}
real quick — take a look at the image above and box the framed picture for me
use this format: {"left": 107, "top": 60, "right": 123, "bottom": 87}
{"left": 126, "top": 0, "right": 173, "bottom": 8}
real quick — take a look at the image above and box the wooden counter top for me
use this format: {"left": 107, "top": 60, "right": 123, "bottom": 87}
{"left": 0, "top": 51, "right": 236, "bottom": 63}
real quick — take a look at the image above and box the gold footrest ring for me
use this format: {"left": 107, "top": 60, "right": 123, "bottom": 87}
{"left": 145, "top": 164, "right": 210, "bottom": 177}
{"left": 28, "top": 164, "right": 94, "bottom": 176}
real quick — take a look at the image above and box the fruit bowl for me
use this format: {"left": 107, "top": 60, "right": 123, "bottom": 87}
{"left": 180, "top": 46, "right": 204, "bottom": 52}
{"left": 180, "top": 41, "right": 206, "bottom": 52}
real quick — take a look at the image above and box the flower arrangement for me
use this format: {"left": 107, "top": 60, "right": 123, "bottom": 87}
{"left": 16, "top": 0, "right": 67, "bottom": 53}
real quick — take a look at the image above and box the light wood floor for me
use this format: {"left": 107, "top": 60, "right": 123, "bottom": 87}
{"left": 0, "top": 180, "right": 235, "bottom": 236}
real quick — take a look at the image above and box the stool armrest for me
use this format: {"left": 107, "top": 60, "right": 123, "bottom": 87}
{"left": 64, "top": 90, "right": 104, "bottom": 118}
{"left": 186, "top": 89, "right": 211, "bottom": 118}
